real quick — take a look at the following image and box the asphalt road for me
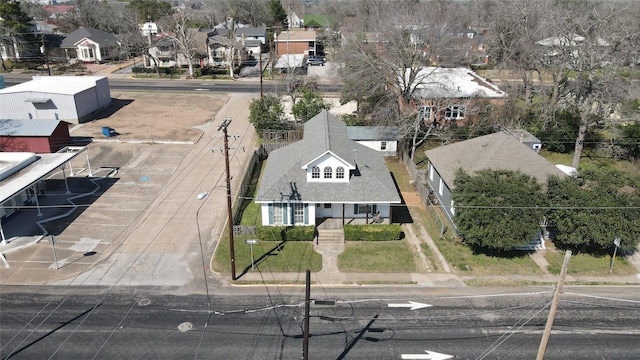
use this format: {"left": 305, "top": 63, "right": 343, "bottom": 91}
{"left": 1, "top": 286, "right": 639, "bottom": 359}
{"left": 0, "top": 74, "right": 344, "bottom": 94}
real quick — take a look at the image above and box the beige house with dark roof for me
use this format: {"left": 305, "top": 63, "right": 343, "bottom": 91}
{"left": 424, "top": 131, "right": 566, "bottom": 230}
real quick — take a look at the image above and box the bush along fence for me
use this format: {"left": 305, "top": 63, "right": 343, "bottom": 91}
{"left": 256, "top": 225, "right": 316, "bottom": 242}
{"left": 344, "top": 224, "right": 403, "bottom": 241}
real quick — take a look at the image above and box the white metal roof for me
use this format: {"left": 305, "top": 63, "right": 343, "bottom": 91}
{"left": 0, "top": 150, "right": 82, "bottom": 203}
{"left": 0, "top": 76, "right": 106, "bottom": 96}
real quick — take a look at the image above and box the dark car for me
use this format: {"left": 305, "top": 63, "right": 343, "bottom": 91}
{"left": 306, "top": 56, "right": 326, "bottom": 66}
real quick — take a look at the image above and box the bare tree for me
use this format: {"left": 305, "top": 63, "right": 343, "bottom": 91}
{"left": 167, "top": 13, "right": 204, "bottom": 78}
{"left": 540, "top": 1, "right": 640, "bottom": 169}
{"left": 482, "top": 0, "right": 549, "bottom": 105}
{"left": 339, "top": 1, "right": 467, "bottom": 159}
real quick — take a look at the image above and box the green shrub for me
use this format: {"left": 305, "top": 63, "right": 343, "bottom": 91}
{"left": 256, "top": 225, "right": 315, "bottom": 241}
{"left": 344, "top": 224, "right": 403, "bottom": 241}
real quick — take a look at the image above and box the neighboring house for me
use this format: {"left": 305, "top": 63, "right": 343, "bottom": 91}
{"left": 347, "top": 126, "right": 399, "bottom": 156}
{"left": 60, "top": 27, "right": 119, "bottom": 63}
{"left": 235, "top": 27, "right": 267, "bottom": 56}
{"left": 255, "top": 110, "right": 401, "bottom": 227}
{"left": 146, "top": 35, "right": 177, "bottom": 68}
{"left": 287, "top": 11, "right": 303, "bottom": 28}
{"left": 407, "top": 67, "right": 506, "bottom": 127}
{"left": 0, "top": 76, "right": 111, "bottom": 124}
{"left": 207, "top": 33, "right": 249, "bottom": 68}
{"left": 274, "top": 30, "right": 318, "bottom": 57}
{"left": 146, "top": 29, "right": 213, "bottom": 69}
{"left": 0, "top": 119, "right": 70, "bottom": 153}
{"left": 424, "top": 131, "right": 566, "bottom": 231}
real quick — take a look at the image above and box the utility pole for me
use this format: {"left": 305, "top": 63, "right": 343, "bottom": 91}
{"left": 303, "top": 269, "right": 310, "bottom": 360}
{"left": 40, "top": 34, "right": 51, "bottom": 76}
{"left": 536, "top": 250, "right": 571, "bottom": 360}
{"left": 259, "top": 52, "right": 263, "bottom": 98}
{"left": 218, "top": 118, "right": 236, "bottom": 280}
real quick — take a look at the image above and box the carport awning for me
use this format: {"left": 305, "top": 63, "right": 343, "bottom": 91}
{"left": 274, "top": 54, "right": 304, "bottom": 68}
{"left": 24, "top": 98, "right": 51, "bottom": 104}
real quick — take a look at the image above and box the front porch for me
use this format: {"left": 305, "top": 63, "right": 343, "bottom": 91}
{"left": 315, "top": 216, "right": 389, "bottom": 230}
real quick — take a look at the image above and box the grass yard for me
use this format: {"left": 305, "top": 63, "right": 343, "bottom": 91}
{"left": 338, "top": 240, "right": 419, "bottom": 273}
{"left": 545, "top": 251, "right": 637, "bottom": 276}
{"left": 212, "top": 234, "right": 322, "bottom": 274}
{"left": 432, "top": 235, "right": 544, "bottom": 275}
{"left": 385, "top": 158, "right": 414, "bottom": 192}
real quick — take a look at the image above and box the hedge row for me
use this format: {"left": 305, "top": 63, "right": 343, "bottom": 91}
{"left": 344, "top": 224, "right": 403, "bottom": 241}
{"left": 256, "top": 225, "right": 315, "bottom": 241}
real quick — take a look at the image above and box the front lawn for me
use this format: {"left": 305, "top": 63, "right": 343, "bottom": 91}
{"left": 212, "top": 234, "right": 322, "bottom": 274}
{"left": 338, "top": 240, "right": 419, "bottom": 273}
{"left": 545, "top": 251, "right": 637, "bottom": 276}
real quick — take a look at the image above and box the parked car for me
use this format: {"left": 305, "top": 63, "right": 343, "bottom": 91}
{"left": 306, "top": 56, "right": 326, "bottom": 66}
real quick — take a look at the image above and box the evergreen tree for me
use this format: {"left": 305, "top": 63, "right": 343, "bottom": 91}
{"left": 453, "top": 169, "right": 546, "bottom": 253}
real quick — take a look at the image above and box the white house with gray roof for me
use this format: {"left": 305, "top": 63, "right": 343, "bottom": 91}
{"left": 255, "top": 111, "right": 401, "bottom": 227}
{"left": 60, "top": 27, "right": 119, "bottom": 63}
{"left": 425, "top": 131, "right": 566, "bottom": 230}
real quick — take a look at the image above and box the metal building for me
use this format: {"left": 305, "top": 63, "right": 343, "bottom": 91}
{"left": 0, "top": 76, "right": 111, "bottom": 124}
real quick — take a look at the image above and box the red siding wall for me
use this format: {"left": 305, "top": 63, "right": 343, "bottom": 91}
{"left": 0, "top": 122, "right": 70, "bottom": 153}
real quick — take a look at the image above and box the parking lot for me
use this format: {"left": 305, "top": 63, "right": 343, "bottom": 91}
{"left": 0, "top": 92, "right": 257, "bottom": 290}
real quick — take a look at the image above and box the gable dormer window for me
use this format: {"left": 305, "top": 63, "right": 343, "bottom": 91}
{"left": 324, "top": 166, "right": 332, "bottom": 179}
{"left": 336, "top": 166, "right": 344, "bottom": 179}
{"left": 312, "top": 166, "right": 320, "bottom": 179}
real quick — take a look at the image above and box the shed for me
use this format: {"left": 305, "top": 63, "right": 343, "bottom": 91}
{"left": 0, "top": 119, "right": 70, "bottom": 153}
{"left": 0, "top": 76, "right": 111, "bottom": 124}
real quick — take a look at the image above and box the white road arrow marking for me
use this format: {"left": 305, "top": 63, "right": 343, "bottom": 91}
{"left": 401, "top": 350, "right": 453, "bottom": 360}
{"left": 387, "top": 301, "right": 432, "bottom": 310}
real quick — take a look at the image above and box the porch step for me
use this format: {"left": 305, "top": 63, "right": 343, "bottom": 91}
{"left": 317, "top": 229, "right": 343, "bottom": 243}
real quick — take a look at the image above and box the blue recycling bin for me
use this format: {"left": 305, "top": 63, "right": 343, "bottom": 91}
{"left": 101, "top": 127, "right": 116, "bottom": 137}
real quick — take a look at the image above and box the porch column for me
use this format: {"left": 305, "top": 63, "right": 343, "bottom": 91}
{"left": 85, "top": 148, "right": 93, "bottom": 176}
{"left": 1, "top": 222, "right": 6, "bottom": 245}
{"left": 33, "top": 184, "right": 43, "bottom": 216}
{"left": 61, "top": 165, "right": 70, "bottom": 194}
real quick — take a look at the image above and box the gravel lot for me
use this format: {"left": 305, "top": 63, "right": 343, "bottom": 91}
{"left": 69, "top": 92, "right": 229, "bottom": 144}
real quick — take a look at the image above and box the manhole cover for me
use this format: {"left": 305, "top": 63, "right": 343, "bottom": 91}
{"left": 178, "top": 322, "right": 193, "bottom": 332}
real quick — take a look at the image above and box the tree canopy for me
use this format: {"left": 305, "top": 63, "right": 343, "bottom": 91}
{"left": 291, "top": 88, "right": 332, "bottom": 123}
{"left": 248, "top": 95, "right": 285, "bottom": 135}
{"left": 546, "top": 169, "right": 640, "bottom": 254}
{"left": 127, "top": 0, "right": 173, "bottom": 22}
{"left": 452, "top": 169, "right": 546, "bottom": 253}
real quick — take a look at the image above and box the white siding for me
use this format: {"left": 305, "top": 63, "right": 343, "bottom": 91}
{"left": 306, "top": 153, "right": 351, "bottom": 183}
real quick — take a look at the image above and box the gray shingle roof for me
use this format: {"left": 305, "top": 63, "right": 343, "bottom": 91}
{"left": 0, "top": 119, "right": 62, "bottom": 137}
{"left": 60, "top": 27, "right": 118, "bottom": 48}
{"left": 236, "top": 27, "right": 266, "bottom": 37}
{"left": 425, "top": 131, "right": 566, "bottom": 190}
{"left": 347, "top": 126, "right": 398, "bottom": 141}
{"left": 256, "top": 111, "right": 401, "bottom": 204}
